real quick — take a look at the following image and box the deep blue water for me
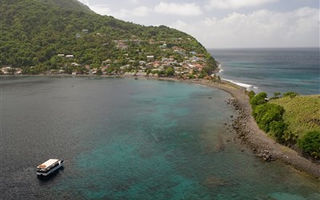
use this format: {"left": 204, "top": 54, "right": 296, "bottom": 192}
{"left": 0, "top": 77, "right": 319, "bottom": 200}
{"left": 210, "top": 48, "right": 320, "bottom": 95}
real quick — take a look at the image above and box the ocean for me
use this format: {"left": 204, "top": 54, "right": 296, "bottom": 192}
{"left": 0, "top": 77, "right": 319, "bottom": 200}
{"left": 210, "top": 48, "right": 320, "bottom": 96}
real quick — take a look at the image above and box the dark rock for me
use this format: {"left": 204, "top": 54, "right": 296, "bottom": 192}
{"left": 261, "top": 150, "right": 273, "bottom": 162}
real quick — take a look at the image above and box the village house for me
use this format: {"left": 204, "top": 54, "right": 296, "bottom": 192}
{"left": 102, "top": 59, "right": 112, "bottom": 66}
{"left": 71, "top": 62, "right": 80, "bottom": 67}
{"left": 147, "top": 56, "right": 154, "bottom": 61}
{"left": 160, "top": 43, "right": 167, "bottom": 49}
{"left": 66, "top": 55, "right": 74, "bottom": 58}
{"left": 15, "top": 68, "right": 22, "bottom": 75}
{"left": 114, "top": 40, "right": 128, "bottom": 50}
{"left": 101, "top": 66, "right": 109, "bottom": 73}
{"left": 136, "top": 70, "right": 147, "bottom": 76}
{"left": 124, "top": 72, "right": 136, "bottom": 76}
{"left": 1, "top": 66, "right": 12, "bottom": 75}
{"left": 85, "top": 65, "right": 91, "bottom": 71}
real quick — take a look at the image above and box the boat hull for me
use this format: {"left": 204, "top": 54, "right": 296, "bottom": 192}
{"left": 36, "top": 162, "right": 63, "bottom": 176}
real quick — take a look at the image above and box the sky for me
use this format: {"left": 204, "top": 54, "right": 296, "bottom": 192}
{"left": 78, "top": 0, "right": 320, "bottom": 48}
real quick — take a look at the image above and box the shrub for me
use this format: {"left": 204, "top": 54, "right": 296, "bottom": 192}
{"left": 250, "top": 92, "right": 268, "bottom": 107}
{"left": 253, "top": 103, "right": 285, "bottom": 133}
{"left": 283, "top": 91, "right": 298, "bottom": 98}
{"left": 269, "top": 121, "right": 287, "bottom": 142}
{"left": 248, "top": 91, "right": 256, "bottom": 100}
{"left": 298, "top": 131, "right": 320, "bottom": 159}
{"left": 270, "top": 92, "right": 281, "bottom": 100}
{"left": 165, "top": 67, "right": 175, "bottom": 76}
{"left": 188, "top": 74, "right": 195, "bottom": 79}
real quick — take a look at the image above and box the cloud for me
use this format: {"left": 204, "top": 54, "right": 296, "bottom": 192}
{"left": 90, "top": 5, "right": 150, "bottom": 18}
{"left": 130, "top": 6, "right": 151, "bottom": 17}
{"left": 78, "top": 0, "right": 90, "bottom": 6}
{"left": 171, "top": 7, "right": 319, "bottom": 48}
{"left": 154, "top": 2, "right": 202, "bottom": 16}
{"left": 129, "top": 0, "right": 140, "bottom": 4}
{"left": 207, "top": 0, "right": 278, "bottom": 10}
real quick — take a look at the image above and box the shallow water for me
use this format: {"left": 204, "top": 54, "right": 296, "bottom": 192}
{"left": 0, "top": 77, "right": 319, "bottom": 200}
{"left": 210, "top": 48, "right": 320, "bottom": 95}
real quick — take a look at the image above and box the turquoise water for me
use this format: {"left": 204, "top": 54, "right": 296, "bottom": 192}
{"left": 210, "top": 48, "right": 320, "bottom": 95}
{"left": 0, "top": 77, "right": 319, "bottom": 199}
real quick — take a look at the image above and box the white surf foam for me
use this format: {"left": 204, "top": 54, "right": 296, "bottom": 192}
{"left": 222, "top": 78, "right": 258, "bottom": 91}
{"left": 218, "top": 64, "right": 224, "bottom": 73}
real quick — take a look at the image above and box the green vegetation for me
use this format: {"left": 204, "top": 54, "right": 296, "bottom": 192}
{"left": 298, "top": 131, "right": 320, "bottom": 159}
{"left": 250, "top": 93, "right": 287, "bottom": 143}
{"left": 252, "top": 103, "right": 286, "bottom": 142}
{"left": 248, "top": 91, "right": 256, "bottom": 99}
{"left": 250, "top": 92, "right": 320, "bottom": 159}
{"left": 250, "top": 92, "right": 267, "bottom": 107}
{"left": 271, "top": 95, "right": 320, "bottom": 140}
{"left": 165, "top": 67, "right": 175, "bottom": 77}
{"left": 0, "top": 0, "right": 217, "bottom": 77}
{"left": 283, "top": 91, "right": 299, "bottom": 98}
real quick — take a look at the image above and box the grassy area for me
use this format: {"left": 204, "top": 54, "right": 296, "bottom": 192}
{"left": 250, "top": 93, "right": 320, "bottom": 159}
{"left": 270, "top": 95, "right": 320, "bottom": 139}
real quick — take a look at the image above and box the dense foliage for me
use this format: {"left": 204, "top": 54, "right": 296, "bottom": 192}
{"left": 252, "top": 100, "right": 287, "bottom": 142}
{"left": 0, "top": 0, "right": 217, "bottom": 74}
{"left": 298, "top": 131, "right": 320, "bottom": 159}
{"left": 271, "top": 95, "right": 320, "bottom": 158}
{"left": 250, "top": 92, "right": 320, "bottom": 159}
{"left": 250, "top": 92, "right": 267, "bottom": 107}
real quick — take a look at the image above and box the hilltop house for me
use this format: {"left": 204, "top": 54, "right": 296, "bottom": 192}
{"left": 66, "top": 55, "right": 74, "bottom": 58}
{"left": 147, "top": 56, "right": 154, "bottom": 61}
{"left": 71, "top": 62, "right": 80, "bottom": 67}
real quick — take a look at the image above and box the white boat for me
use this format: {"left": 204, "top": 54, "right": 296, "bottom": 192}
{"left": 36, "top": 159, "right": 64, "bottom": 176}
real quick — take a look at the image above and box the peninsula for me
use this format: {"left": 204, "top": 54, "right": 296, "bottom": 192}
{"left": 1, "top": 0, "right": 319, "bottom": 179}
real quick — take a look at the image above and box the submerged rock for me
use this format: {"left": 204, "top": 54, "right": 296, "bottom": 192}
{"left": 204, "top": 176, "right": 228, "bottom": 187}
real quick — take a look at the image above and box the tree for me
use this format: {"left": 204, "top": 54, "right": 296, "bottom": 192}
{"left": 298, "top": 131, "right": 320, "bottom": 159}
{"left": 253, "top": 103, "right": 285, "bottom": 133}
{"left": 165, "top": 66, "right": 175, "bottom": 76}
{"left": 269, "top": 121, "right": 287, "bottom": 142}
{"left": 248, "top": 91, "right": 256, "bottom": 99}
{"left": 250, "top": 92, "right": 267, "bottom": 107}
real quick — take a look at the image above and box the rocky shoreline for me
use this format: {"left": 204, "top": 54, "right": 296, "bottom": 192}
{"left": 192, "top": 78, "right": 320, "bottom": 179}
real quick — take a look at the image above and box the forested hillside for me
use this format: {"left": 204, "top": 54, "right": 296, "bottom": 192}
{"left": 0, "top": 0, "right": 217, "bottom": 76}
